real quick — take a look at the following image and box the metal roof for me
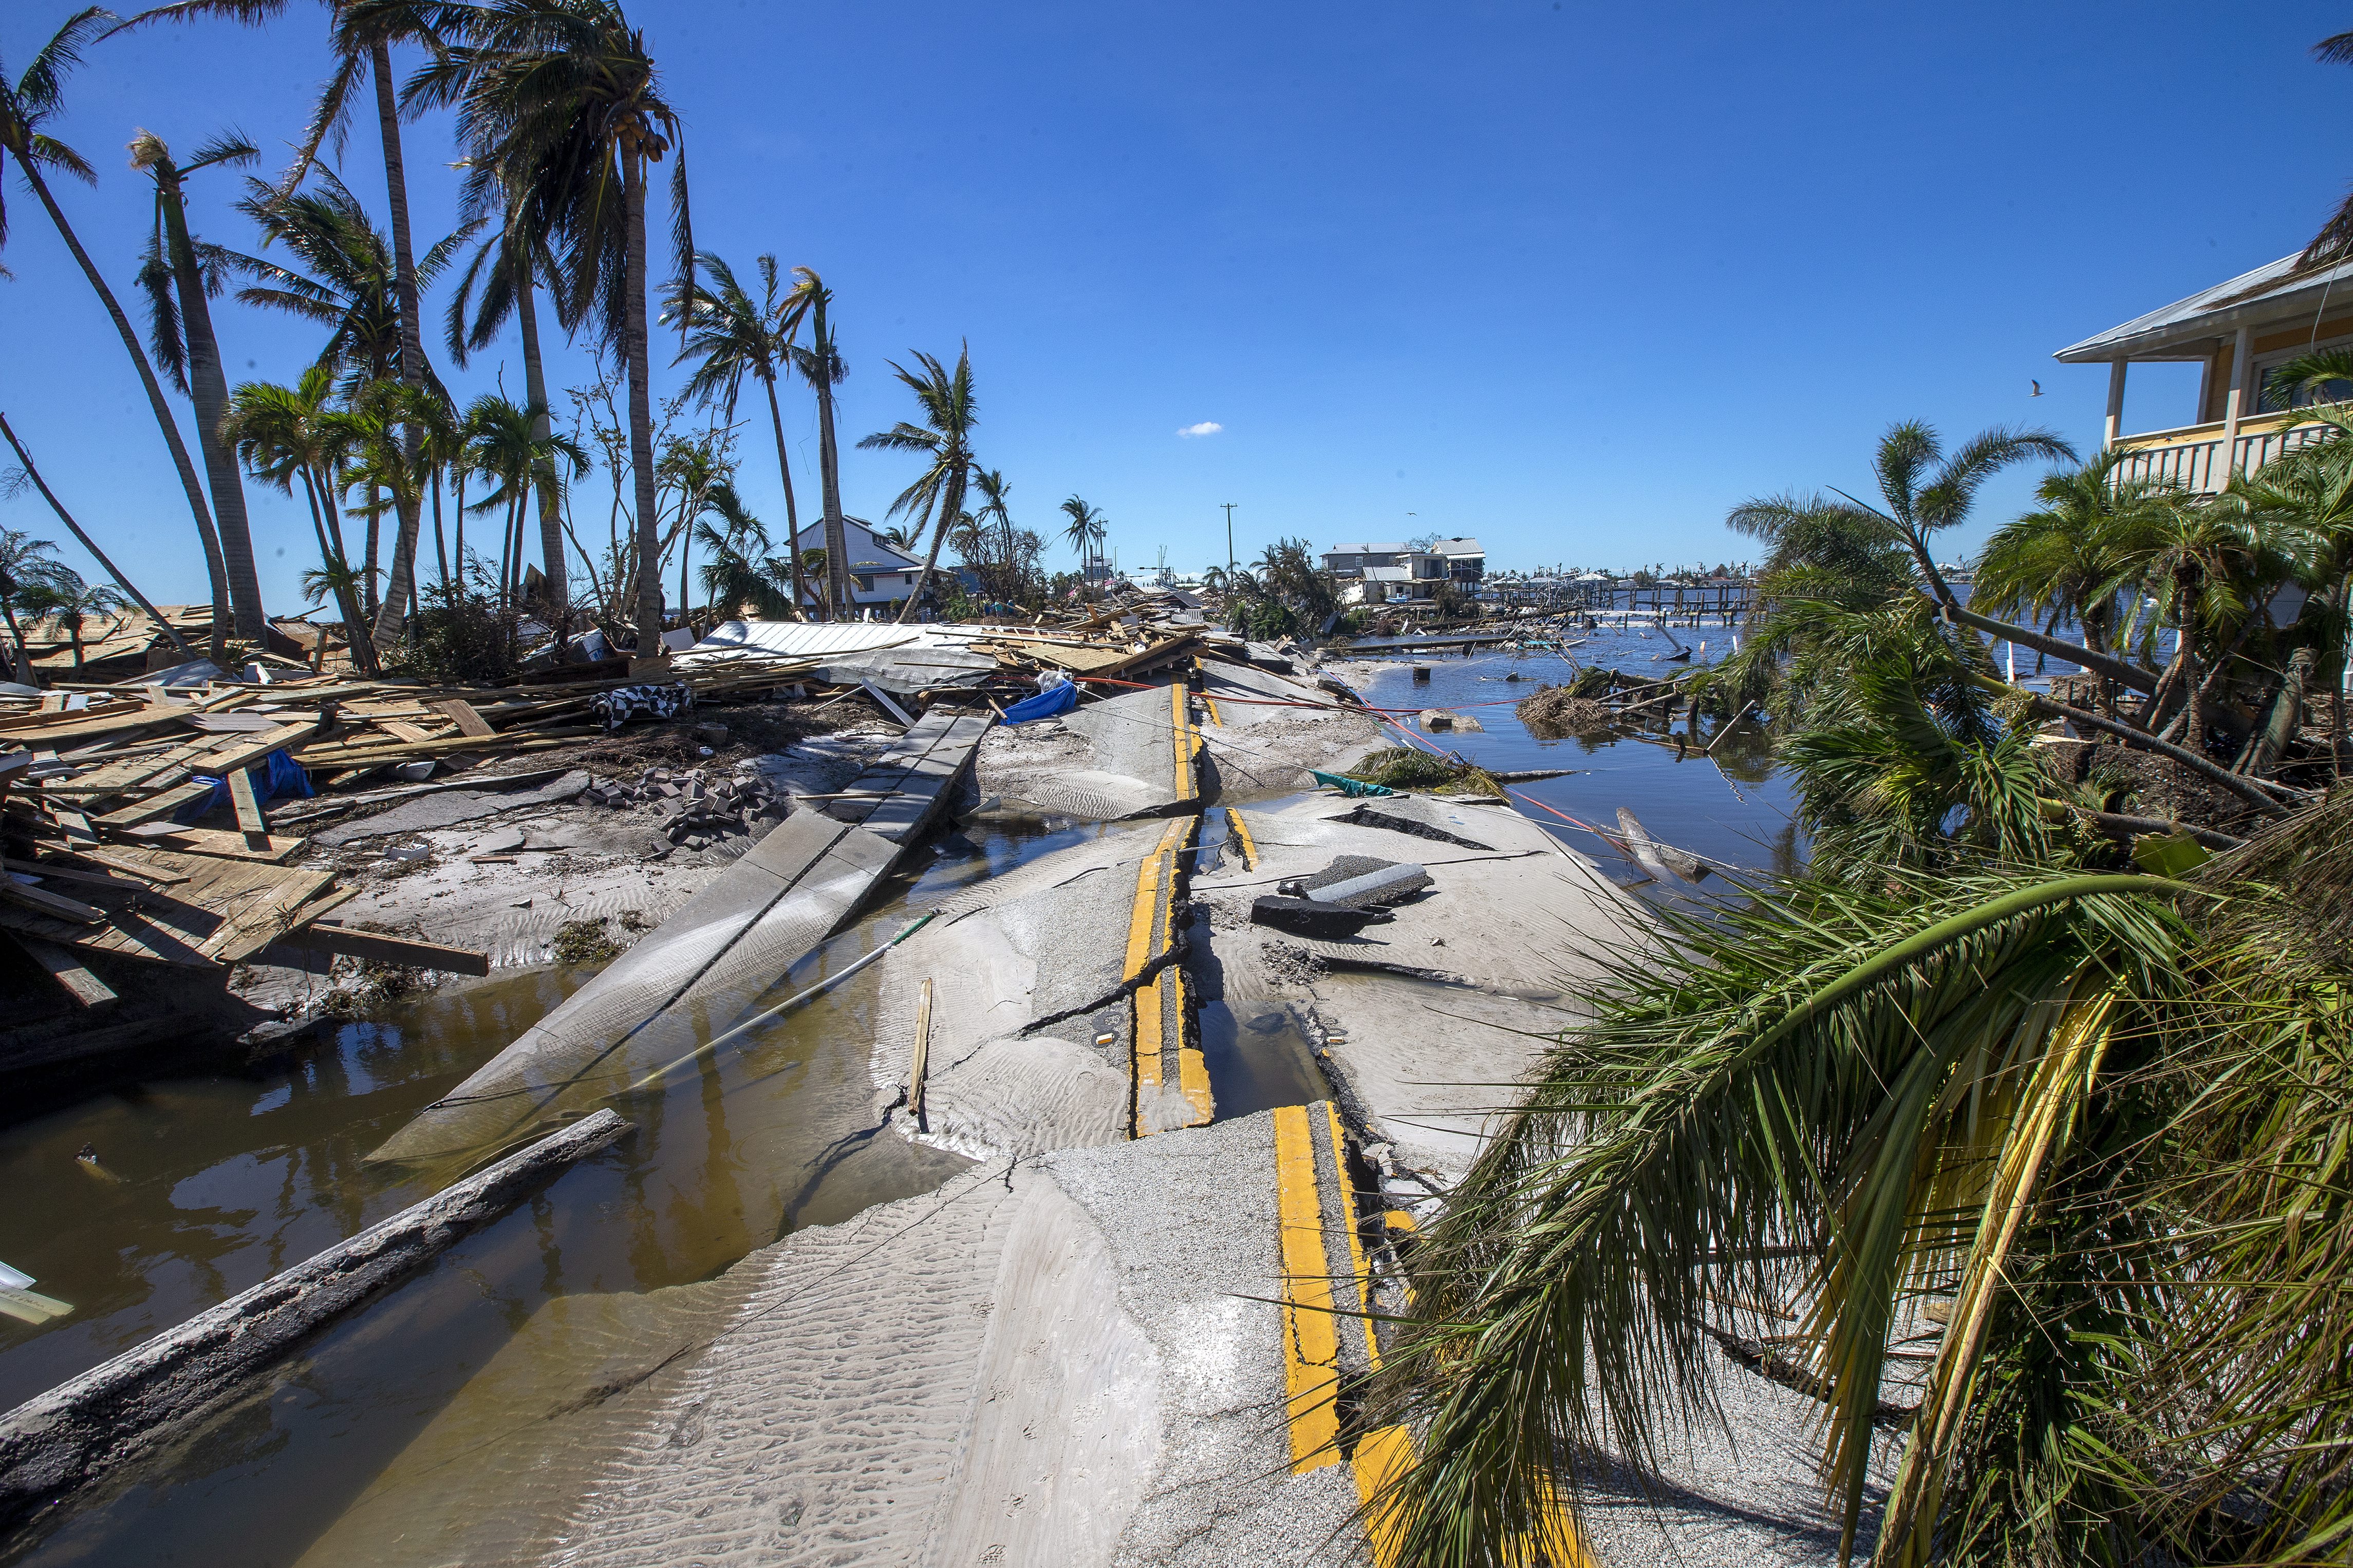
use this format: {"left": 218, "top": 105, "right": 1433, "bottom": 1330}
{"left": 1428, "top": 537, "right": 1484, "bottom": 555}
{"left": 2055, "top": 251, "right": 2353, "bottom": 363}
{"left": 1324, "top": 542, "right": 1409, "bottom": 555}
{"left": 681, "top": 621, "right": 989, "bottom": 659}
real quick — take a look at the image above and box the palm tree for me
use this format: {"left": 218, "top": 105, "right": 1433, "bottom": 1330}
{"left": 0, "top": 410, "right": 191, "bottom": 661}
{"left": 218, "top": 368, "right": 377, "bottom": 668}
{"left": 666, "top": 249, "right": 808, "bottom": 619}
{"left": 783, "top": 266, "right": 849, "bottom": 618}
{"left": 129, "top": 127, "right": 268, "bottom": 640}
{"left": 0, "top": 529, "right": 74, "bottom": 684}
{"left": 19, "top": 571, "right": 125, "bottom": 671}
{"left": 413, "top": 0, "right": 692, "bottom": 659}
{"left": 967, "top": 465, "right": 1016, "bottom": 600}
{"left": 231, "top": 170, "right": 456, "bottom": 396}
{"left": 444, "top": 170, "right": 572, "bottom": 632}
{"left": 1060, "top": 495, "right": 1106, "bottom": 581}
{"left": 1972, "top": 455, "right": 2179, "bottom": 660}
{"left": 457, "top": 391, "right": 585, "bottom": 610}
{"left": 116, "top": 0, "right": 454, "bottom": 648}
{"left": 856, "top": 345, "right": 976, "bottom": 622}
{"left": 1, "top": 8, "right": 231, "bottom": 660}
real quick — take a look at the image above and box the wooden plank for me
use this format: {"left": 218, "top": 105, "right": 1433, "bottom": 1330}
{"left": 0, "top": 702, "right": 185, "bottom": 742}
{"left": 226, "top": 766, "right": 270, "bottom": 851}
{"left": 433, "top": 698, "right": 496, "bottom": 738}
{"left": 0, "top": 857, "right": 159, "bottom": 894}
{"left": 6, "top": 934, "right": 116, "bottom": 1008}
{"left": 377, "top": 720, "right": 442, "bottom": 743}
{"left": 271, "top": 922, "right": 490, "bottom": 976}
{"left": 908, "top": 977, "right": 933, "bottom": 1128}
{"left": 0, "top": 880, "right": 105, "bottom": 923}
{"left": 94, "top": 779, "right": 213, "bottom": 829}
{"left": 114, "top": 825, "right": 306, "bottom": 863}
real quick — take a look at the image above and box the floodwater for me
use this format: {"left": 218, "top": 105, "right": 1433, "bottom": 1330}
{"left": 0, "top": 812, "right": 1157, "bottom": 1568}
{"left": 1334, "top": 625, "right": 1805, "bottom": 887}
{"left": 1, "top": 643, "right": 1809, "bottom": 1566}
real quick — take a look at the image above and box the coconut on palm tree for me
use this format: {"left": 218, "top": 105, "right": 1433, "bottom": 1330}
{"left": 128, "top": 127, "right": 270, "bottom": 639}
{"left": 857, "top": 345, "right": 976, "bottom": 622}
{"left": 0, "top": 8, "right": 231, "bottom": 660}
{"left": 667, "top": 249, "right": 809, "bottom": 619}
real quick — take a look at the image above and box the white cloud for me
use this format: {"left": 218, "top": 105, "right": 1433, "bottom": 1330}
{"left": 1175, "top": 421, "right": 1223, "bottom": 439}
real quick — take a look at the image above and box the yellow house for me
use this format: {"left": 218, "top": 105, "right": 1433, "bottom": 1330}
{"left": 2054, "top": 251, "right": 2353, "bottom": 490}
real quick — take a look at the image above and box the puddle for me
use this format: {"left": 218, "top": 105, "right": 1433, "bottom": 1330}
{"left": 0, "top": 811, "right": 1117, "bottom": 1568}
{"left": 1196, "top": 999, "right": 1327, "bottom": 1118}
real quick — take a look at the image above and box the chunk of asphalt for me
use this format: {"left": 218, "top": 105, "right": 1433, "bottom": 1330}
{"left": 1250, "top": 895, "right": 1385, "bottom": 936}
{"left": 1324, "top": 802, "right": 1494, "bottom": 851}
{"left": 1308, "top": 861, "right": 1432, "bottom": 909}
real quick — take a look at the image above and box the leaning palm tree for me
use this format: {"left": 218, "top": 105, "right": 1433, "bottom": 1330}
{"left": 411, "top": 0, "right": 692, "bottom": 659}
{"left": 129, "top": 126, "right": 268, "bottom": 640}
{"left": 666, "top": 249, "right": 808, "bottom": 619}
{"left": 0, "top": 8, "right": 230, "bottom": 660}
{"left": 1972, "top": 454, "right": 2180, "bottom": 660}
{"left": 114, "top": 0, "right": 455, "bottom": 648}
{"left": 857, "top": 345, "right": 977, "bottom": 622}
{"left": 0, "top": 410, "right": 191, "bottom": 660}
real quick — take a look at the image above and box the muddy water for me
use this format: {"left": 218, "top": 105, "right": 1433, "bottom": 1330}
{"left": 1, "top": 812, "right": 1158, "bottom": 1568}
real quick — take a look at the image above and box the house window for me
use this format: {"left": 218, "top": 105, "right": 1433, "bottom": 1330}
{"left": 2257, "top": 332, "right": 2353, "bottom": 412}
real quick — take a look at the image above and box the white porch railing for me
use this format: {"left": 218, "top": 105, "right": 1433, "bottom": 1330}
{"left": 2112, "top": 410, "right": 2334, "bottom": 493}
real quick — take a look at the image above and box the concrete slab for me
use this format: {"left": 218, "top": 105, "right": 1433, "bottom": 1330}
{"left": 871, "top": 817, "right": 1198, "bottom": 1158}
{"left": 372, "top": 711, "right": 987, "bottom": 1170}
{"left": 978, "top": 682, "right": 1201, "bottom": 821}
{"left": 298, "top": 1110, "right": 1372, "bottom": 1568}
{"left": 312, "top": 770, "right": 592, "bottom": 846}
{"left": 1193, "top": 665, "right": 1386, "bottom": 799}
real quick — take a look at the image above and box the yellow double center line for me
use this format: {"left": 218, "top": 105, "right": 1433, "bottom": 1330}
{"left": 1170, "top": 682, "right": 1199, "bottom": 801}
{"left": 1274, "top": 1102, "right": 1594, "bottom": 1566}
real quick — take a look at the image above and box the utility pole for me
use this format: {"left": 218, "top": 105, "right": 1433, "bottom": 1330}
{"left": 1221, "top": 503, "right": 1237, "bottom": 574}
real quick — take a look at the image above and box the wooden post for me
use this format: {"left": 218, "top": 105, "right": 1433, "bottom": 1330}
{"left": 2104, "top": 358, "right": 2128, "bottom": 450}
{"left": 907, "top": 977, "right": 933, "bottom": 1131}
{"left": 227, "top": 765, "right": 270, "bottom": 852}
{"left": 2220, "top": 324, "right": 2253, "bottom": 486}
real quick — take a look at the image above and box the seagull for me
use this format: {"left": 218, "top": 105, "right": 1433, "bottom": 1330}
{"left": 2030, "top": 380, "right": 2043, "bottom": 396}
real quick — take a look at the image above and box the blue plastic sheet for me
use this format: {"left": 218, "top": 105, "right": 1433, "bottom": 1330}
{"left": 176, "top": 748, "right": 315, "bottom": 824}
{"left": 1001, "top": 681, "right": 1079, "bottom": 724}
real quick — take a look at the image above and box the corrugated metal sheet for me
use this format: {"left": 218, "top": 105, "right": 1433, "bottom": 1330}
{"left": 2056, "top": 252, "right": 2353, "bottom": 362}
{"left": 682, "top": 619, "right": 987, "bottom": 659}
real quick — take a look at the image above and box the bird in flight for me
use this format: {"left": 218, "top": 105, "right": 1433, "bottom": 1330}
{"left": 2030, "top": 379, "right": 2043, "bottom": 396}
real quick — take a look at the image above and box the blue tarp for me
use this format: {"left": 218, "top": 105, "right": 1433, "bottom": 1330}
{"left": 175, "top": 748, "right": 315, "bottom": 824}
{"left": 1001, "top": 681, "right": 1079, "bottom": 724}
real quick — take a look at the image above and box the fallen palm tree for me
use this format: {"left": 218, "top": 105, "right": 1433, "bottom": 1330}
{"left": 1365, "top": 792, "right": 2353, "bottom": 1566}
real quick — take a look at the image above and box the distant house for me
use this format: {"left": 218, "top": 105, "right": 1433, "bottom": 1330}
{"left": 2056, "top": 248, "right": 2353, "bottom": 492}
{"left": 1427, "top": 537, "right": 1485, "bottom": 583}
{"left": 1321, "top": 540, "right": 1467, "bottom": 603}
{"left": 786, "top": 516, "right": 928, "bottom": 607}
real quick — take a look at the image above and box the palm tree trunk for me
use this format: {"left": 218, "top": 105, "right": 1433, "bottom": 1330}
{"left": 298, "top": 467, "right": 370, "bottom": 670}
{"left": 368, "top": 39, "right": 427, "bottom": 653}
{"left": 159, "top": 172, "right": 265, "bottom": 640}
{"left": 899, "top": 467, "right": 964, "bottom": 624}
{"left": 452, "top": 469, "right": 466, "bottom": 593}
{"left": 811, "top": 304, "right": 850, "bottom": 620}
{"left": 0, "top": 412, "right": 190, "bottom": 659}
{"left": 21, "top": 162, "right": 229, "bottom": 662}
{"left": 363, "top": 483, "right": 381, "bottom": 617}
{"left": 762, "top": 374, "right": 808, "bottom": 619}
{"left": 430, "top": 468, "right": 450, "bottom": 600}
{"left": 622, "top": 152, "right": 663, "bottom": 657}
{"left": 515, "top": 256, "right": 569, "bottom": 639}
{"left": 1, "top": 600, "right": 36, "bottom": 689}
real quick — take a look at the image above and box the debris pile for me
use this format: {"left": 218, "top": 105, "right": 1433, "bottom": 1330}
{"left": 585, "top": 764, "right": 792, "bottom": 851}
{"left": 1515, "top": 686, "right": 1616, "bottom": 737}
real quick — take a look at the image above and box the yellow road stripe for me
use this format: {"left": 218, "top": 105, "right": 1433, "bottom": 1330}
{"left": 1224, "top": 806, "right": 1258, "bottom": 870}
{"left": 1134, "top": 971, "right": 1164, "bottom": 1105}
{"left": 1274, "top": 1103, "right": 1341, "bottom": 1472}
{"left": 1352, "top": 1423, "right": 1414, "bottom": 1568}
{"left": 1171, "top": 965, "right": 1212, "bottom": 1123}
{"left": 1322, "top": 1102, "right": 1384, "bottom": 1373}
{"left": 1171, "top": 682, "right": 1197, "bottom": 799}
{"left": 1122, "top": 846, "right": 1163, "bottom": 983}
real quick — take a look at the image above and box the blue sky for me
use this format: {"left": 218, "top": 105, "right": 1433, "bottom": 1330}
{"left": 2, "top": 1, "right": 2345, "bottom": 614}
